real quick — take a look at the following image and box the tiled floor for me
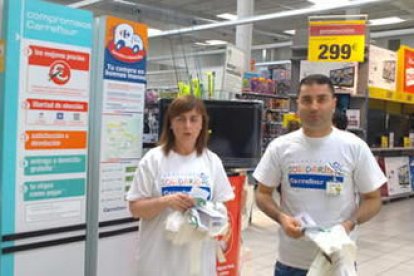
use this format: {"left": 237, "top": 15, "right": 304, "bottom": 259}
{"left": 241, "top": 197, "right": 414, "bottom": 276}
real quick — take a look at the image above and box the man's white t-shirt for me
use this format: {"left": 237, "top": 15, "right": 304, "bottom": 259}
{"left": 126, "top": 146, "right": 234, "bottom": 276}
{"left": 253, "top": 128, "right": 387, "bottom": 270}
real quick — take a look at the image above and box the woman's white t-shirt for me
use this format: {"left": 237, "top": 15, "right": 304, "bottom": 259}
{"left": 127, "top": 146, "right": 234, "bottom": 276}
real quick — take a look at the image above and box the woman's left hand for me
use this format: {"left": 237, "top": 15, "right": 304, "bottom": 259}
{"left": 164, "top": 193, "right": 196, "bottom": 212}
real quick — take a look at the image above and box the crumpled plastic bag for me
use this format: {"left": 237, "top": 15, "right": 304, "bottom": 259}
{"left": 306, "top": 225, "right": 357, "bottom": 276}
{"left": 165, "top": 197, "right": 230, "bottom": 276}
{"left": 165, "top": 200, "right": 229, "bottom": 245}
{"left": 165, "top": 210, "right": 208, "bottom": 245}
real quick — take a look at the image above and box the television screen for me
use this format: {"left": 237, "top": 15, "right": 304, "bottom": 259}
{"left": 158, "top": 99, "right": 263, "bottom": 169}
{"left": 367, "top": 109, "right": 386, "bottom": 147}
{"left": 329, "top": 66, "right": 355, "bottom": 88}
{"left": 388, "top": 114, "right": 410, "bottom": 147}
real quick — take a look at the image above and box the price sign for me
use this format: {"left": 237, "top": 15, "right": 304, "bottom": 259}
{"left": 308, "top": 19, "right": 366, "bottom": 62}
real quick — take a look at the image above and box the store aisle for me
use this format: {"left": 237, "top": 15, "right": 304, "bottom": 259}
{"left": 241, "top": 198, "right": 414, "bottom": 276}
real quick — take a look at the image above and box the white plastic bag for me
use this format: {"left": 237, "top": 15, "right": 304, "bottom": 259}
{"left": 165, "top": 201, "right": 229, "bottom": 245}
{"left": 165, "top": 210, "right": 208, "bottom": 245}
{"left": 306, "top": 225, "right": 357, "bottom": 276}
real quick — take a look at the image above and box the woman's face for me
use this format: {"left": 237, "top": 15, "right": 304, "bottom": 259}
{"left": 170, "top": 108, "right": 203, "bottom": 148}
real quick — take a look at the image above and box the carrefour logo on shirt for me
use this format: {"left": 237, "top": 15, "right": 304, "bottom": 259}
{"left": 160, "top": 172, "right": 211, "bottom": 199}
{"left": 288, "top": 162, "right": 344, "bottom": 190}
{"left": 289, "top": 174, "right": 344, "bottom": 190}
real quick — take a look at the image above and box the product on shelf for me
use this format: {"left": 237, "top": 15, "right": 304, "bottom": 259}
{"left": 237, "top": 92, "right": 292, "bottom": 153}
{"left": 271, "top": 66, "right": 291, "bottom": 95}
{"left": 345, "top": 109, "right": 360, "bottom": 129}
{"left": 246, "top": 77, "right": 276, "bottom": 94}
{"left": 383, "top": 156, "right": 413, "bottom": 196}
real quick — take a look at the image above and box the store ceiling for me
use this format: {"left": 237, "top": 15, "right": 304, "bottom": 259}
{"left": 49, "top": 0, "right": 414, "bottom": 46}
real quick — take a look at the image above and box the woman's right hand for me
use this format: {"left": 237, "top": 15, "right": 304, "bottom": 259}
{"left": 164, "top": 193, "right": 195, "bottom": 212}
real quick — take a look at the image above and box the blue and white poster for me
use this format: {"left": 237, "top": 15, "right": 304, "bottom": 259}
{"left": 96, "top": 16, "right": 147, "bottom": 222}
{"left": 1, "top": 1, "right": 92, "bottom": 275}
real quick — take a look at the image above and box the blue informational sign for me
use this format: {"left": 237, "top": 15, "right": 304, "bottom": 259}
{"left": 0, "top": 1, "right": 93, "bottom": 275}
{"left": 23, "top": 1, "right": 93, "bottom": 47}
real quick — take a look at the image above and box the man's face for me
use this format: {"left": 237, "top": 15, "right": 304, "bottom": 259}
{"left": 297, "top": 84, "right": 336, "bottom": 132}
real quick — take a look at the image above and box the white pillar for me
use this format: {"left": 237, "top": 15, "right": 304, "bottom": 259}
{"left": 236, "top": 0, "right": 254, "bottom": 72}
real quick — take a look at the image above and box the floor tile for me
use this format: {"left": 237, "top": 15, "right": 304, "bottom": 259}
{"left": 241, "top": 197, "right": 414, "bottom": 275}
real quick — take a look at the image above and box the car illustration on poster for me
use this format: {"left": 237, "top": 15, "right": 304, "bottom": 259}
{"left": 107, "top": 23, "right": 145, "bottom": 63}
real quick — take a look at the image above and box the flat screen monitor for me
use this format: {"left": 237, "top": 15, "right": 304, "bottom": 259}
{"left": 329, "top": 66, "right": 355, "bottom": 88}
{"left": 158, "top": 98, "right": 263, "bottom": 169}
{"left": 388, "top": 114, "right": 410, "bottom": 147}
{"left": 367, "top": 109, "right": 386, "bottom": 147}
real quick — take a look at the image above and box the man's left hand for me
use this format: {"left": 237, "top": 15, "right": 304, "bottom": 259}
{"left": 341, "top": 220, "right": 355, "bottom": 234}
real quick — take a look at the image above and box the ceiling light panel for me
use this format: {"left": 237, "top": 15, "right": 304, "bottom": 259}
{"left": 217, "top": 13, "right": 238, "bottom": 20}
{"left": 369, "top": 16, "right": 405, "bottom": 26}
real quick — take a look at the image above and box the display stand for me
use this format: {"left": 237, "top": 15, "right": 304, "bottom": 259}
{"left": 216, "top": 173, "right": 245, "bottom": 276}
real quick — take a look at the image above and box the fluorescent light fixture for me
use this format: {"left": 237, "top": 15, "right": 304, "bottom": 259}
{"left": 194, "top": 42, "right": 209, "bottom": 46}
{"left": 148, "top": 28, "right": 162, "bottom": 36}
{"left": 369, "top": 16, "right": 405, "bottom": 26}
{"left": 307, "top": 0, "right": 350, "bottom": 4}
{"left": 68, "top": 0, "right": 103, "bottom": 8}
{"left": 284, "top": 30, "right": 296, "bottom": 35}
{"left": 194, "top": 40, "right": 228, "bottom": 46}
{"left": 205, "top": 40, "right": 228, "bottom": 45}
{"left": 217, "top": 13, "right": 238, "bottom": 20}
{"left": 114, "top": 0, "right": 134, "bottom": 5}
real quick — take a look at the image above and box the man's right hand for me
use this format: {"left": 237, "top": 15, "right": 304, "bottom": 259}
{"left": 164, "top": 193, "right": 195, "bottom": 212}
{"left": 279, "top": 213, "right": 303, "bottom": 239}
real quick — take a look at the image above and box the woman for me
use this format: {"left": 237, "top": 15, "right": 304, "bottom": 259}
{"left": 127, "top": 95, "right": 234, "bottom": 276}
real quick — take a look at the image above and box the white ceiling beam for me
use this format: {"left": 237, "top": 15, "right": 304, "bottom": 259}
{"left": 249, "top": 27, "right": 414, "bottom": 50}
{"left": 371, "top": 27, "right": 414, "bottom": 38}
{"left": 148, "top": 49, "right": 226, "bottom": 62}
{"left": 255, "top": 60, "right": 291, "bottom": 66}
{"left": 68, "top": 0, "right": 105, "bottom": 8}
{"left": 113, "top": 0, "right": 290, "bottom": 40}
{"left": 252, "top": 41, "right": 292, "bottom": 50}
{"left": 149, "top": 0, "right": 382, "bottom": 38}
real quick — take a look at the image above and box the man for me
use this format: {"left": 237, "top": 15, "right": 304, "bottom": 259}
{"left": 253, "top": 74, "right": 387, "bottom": 276}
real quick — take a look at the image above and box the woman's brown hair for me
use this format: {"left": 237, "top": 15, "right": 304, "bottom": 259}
{"left": 159, "top": 95, "right": 209, "bottom": 156}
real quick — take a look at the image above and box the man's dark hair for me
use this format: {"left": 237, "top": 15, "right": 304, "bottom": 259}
{"left": 299, "top": 74, "right": 335, "bottom": 95}
{"left": 333, "top": 109, "right": 348, "bottom": 130}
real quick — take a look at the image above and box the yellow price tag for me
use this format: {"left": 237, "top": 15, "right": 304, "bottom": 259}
{"left": 309, "top": 36, "right": 365, "bottom": 62}
{"left": 308, "top": 20, "right": 366, "bottom": 62}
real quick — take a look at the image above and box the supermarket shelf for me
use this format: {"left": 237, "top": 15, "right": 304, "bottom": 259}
{"left": 262, "top": 121, "right": 283, "bottom": 125}
{"left": 351, "top": 94, "right": 368, "bottom": 99}
{"left": 241, "top": 92, "right": 289, "bottom": 99}
{"left": 382, "top": 192, "right": 414, "bottom": 203}
{"left": 267, "top": 108, "right": 289, "bottom": 112}
{"left": 147, "top": 69, "right": 187, "bottom": 75}
{"left": 143, "top": 142, "right": 157, "bottom": 148}
{"left": 346, "top": 127, "right": 365, "bottom": 132}
{"left": 147, "top": 85, "right": 178, "bottom": 90}
{"left": 371, "top": 147, "right": 414, "bottom": 153}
